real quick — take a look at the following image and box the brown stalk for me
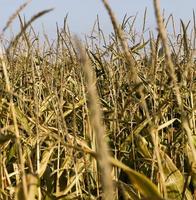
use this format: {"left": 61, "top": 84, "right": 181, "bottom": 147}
{"left": 153, "top": 0, "right": 182, "bottom": 108}
{"left": 102, "top": 0, "right": 167, "bottom": 198}
{"left": 1, "top": 0, "right": 31, "bottom": 34}
{"left": 101, "top": 0, "right": 139, "bottom": 84}
{"left": 153, "top": 0, "right": 196, "bottom": 196}
{"left": 75, "top": 37, "right": 114, "bottom": 200}
{"left": 0, "top": 53, "right": 28, "bottom": 199}
{"left": 7, "top": 8, "right": 53, "bottom": 54}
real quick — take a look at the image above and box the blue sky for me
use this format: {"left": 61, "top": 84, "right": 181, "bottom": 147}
{"left": 0, "top": 0, "right": 195, "bottom": 40}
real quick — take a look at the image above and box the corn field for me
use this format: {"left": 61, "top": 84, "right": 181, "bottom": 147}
{"left": 0, "top": 0, "right": 196, "bottom": 199}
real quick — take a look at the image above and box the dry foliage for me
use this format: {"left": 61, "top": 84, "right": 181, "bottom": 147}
{"left": 0, "top": 1, "right": 196, "bottom": 199}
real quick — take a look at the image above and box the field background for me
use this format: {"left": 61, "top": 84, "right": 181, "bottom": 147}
{"left": 0, "top": 1, "right": 196, "bottom": 200}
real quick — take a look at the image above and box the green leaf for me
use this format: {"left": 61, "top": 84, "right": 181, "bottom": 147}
{"left": 109, "top": 157, "right": 163, "bottom": 200}
{"left": 15, "top": 107, "right": 32, "bottom": 135}
{"left": 38, "top": 147, "right": 54, "bottom": 178}
{"left": 0, "top": 133, "right": 15, "bottom": 144}
{"left": 160, "top": 150, "right": 192, "bottom": 200}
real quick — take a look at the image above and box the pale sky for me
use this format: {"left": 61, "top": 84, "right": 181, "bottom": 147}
{"left": 0, "top": 0, "right": 195, "bottom": 40}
